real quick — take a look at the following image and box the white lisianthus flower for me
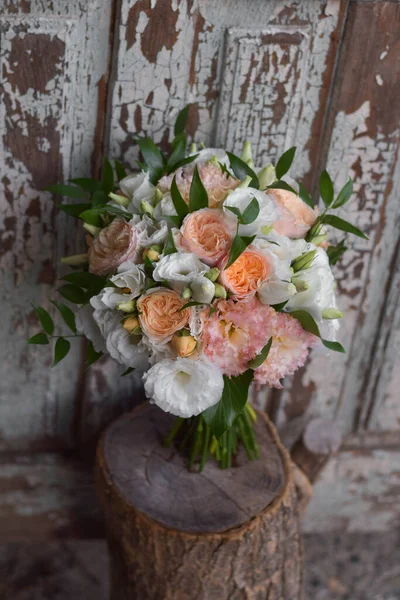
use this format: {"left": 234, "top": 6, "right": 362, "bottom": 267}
{"left": 76, "top": 305, "right": 108, "bottom": 353}
{"left": 190, "top": 276, "right": 215, "bottom": 304}
{"left": 192, "top": 147, "right": 230, "bottom": 168}
{"left": 106, "top": 325, "right": 149, "bottom": 371}
{"left": 153, "top": 252, "right": 209, "bottom": 292}
{"left": 153, "top": 193, "right": 177, "bottom": 222}
{"left": 131, "top": 215, "right": 169, "bottom": 248}
{"left": 143, "top": 357, "right": 224, "bottom": 417}
{"left": 120, "top": 172, "right": 156, "bottom": 212}
{"left": 258, "top": 280, "right": 297, "bottom": 306}
{"left": 95, "top": 262, "right": 147, "bottom": 309}
{"left": 223, "top": 187, "right": 280, "bottom": 236}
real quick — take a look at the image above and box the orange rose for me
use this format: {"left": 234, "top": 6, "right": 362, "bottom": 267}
{"left": 269, "top": 189, "right": 317, "bottom": 239}
{"left": 137, "top": 288, "right": 191, "bottom": 343}
{"left": 180, "top": 209, "right": 234, "bottom": 266}
{"left": 88, "top": 219, "right": 139, "bottom": 275}
{"left": 219, "top": 247, "right": 272, "bottom": 300}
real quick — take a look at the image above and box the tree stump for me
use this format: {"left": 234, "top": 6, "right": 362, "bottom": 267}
{"left": 96, "top": 403, "right": 304, "bottom": 600}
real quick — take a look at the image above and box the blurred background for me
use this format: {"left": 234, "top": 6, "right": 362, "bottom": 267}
{"left": 0, "top": 0, "right": 399, "bottom": 598}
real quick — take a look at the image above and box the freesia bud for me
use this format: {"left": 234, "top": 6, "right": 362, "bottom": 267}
{"left": 108, "top": 192, "right": 130, "bottom": 208}
{"left": 117, "top": 299, "right": 136, "bottom": 313}
{"left": 182, "top": 287, "right": 192, "bottom": 300}
{"left": 122, "top": 316, "right": 141, "bottom": 335}
{"left": 83, "top": 223, "right": 101, "bottom": 236}
{"left": 60, "top": 253, "right": 88, "bottom": 266}
{"left": 258, "top": 164, "right": 276, "bottom": 189}
{"left": 190, "top": 142, "right": 197, "bottom": 154}
{"left": 238, "top": 175, "right": 252, "bottom": 189}
{"left": 140, "top": 200, "right": 154, "bottom": 218}
{"left": 143, "top": 246, "right": 160, "bottom": 262}
{"left": 171, "top": 334, "right": 197, "bottom": 357}
{"left": 153, "top": 188, "right": 163, "bottom": 206}
{"left": 214, "top": 283, "right": 227, "bottom": 299}
{"left": 322, "top": 308, "right": 344, "bottom": 320}
{"left": 205, "top": 267, "right": 220, "bottom": 282}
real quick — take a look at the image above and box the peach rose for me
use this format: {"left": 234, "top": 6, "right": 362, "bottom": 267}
{"left": 88, "top": 219, "right": 138, "bottom": 276}
{"left": 137, "top": 288, "right": 191, "bottom": 343}
{"left": 219, "top": 247, "right": 272, "bottom": 300}
{"left": 180, "top": 209, "right": 234, "bottom": 266}
{"left": 269, "top": 189, "right": 317, "bottom": 239}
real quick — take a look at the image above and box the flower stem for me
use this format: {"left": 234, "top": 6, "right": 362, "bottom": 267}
{"left": 163, "top": 416, "right": 184, "bottom": 448}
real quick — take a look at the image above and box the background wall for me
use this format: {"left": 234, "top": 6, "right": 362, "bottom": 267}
{"left": 0, "top": 0, "right": 399, "bottom": 540}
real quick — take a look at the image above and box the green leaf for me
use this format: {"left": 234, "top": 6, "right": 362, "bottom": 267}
{"left": 267, "top": 181, "right": 298, "bottom": 195}
{"left": 241, "top": 197, "right": 260, "bottom": 224}
{"left": 322, "top": 215, "right": 368, "bottom": 239}
{"left": 189, "top": 165, "right": 208, "bottom": 212}
{"left": 144, "top": 255, "right": 155, "bottom": 278}
{"left": 58, "top": 202, "right": 92, "bottom": 218}
{"left": 114, "top": 160, "right": 127, "bottom": 181}
{"left": 137, "top": 137, "right": 165, "bottom": 184}
{"left": 53, "top": 337, "right": 70, "bottom": 366}
{"left": 101, "top": 158, "right": 114, "bottom": 195}
{"left": 174, "top": 105, "right": 191, "bottom": 137}
{"left": 165, "top": 215, "right": 182, "bottom": 228}
{"left": 50, "top": 301, "right": 77, "bottom": 333}
{"left": 69, "top": 178, "right": 101, "bottom": 193}
{"left": 298, "top": 182, "right": 314, "bottom": 208}
{"left": 166, "top": 137, "right": 186, "bottom": 173}
{"left": 46, "top": 184, "right": 89, "bottom": 198}
{"left": 326, "top": 240, "right": 347, "bottom": 266}
{"left": 224, "top": 205, "right": 242, "bottom": 219}
{"left": 57, "top": 284, "right": 86, "bottom": 304}
{"left": 28, "top": 333, "right": 49, "bottom": 345}
{"left": 79, "top": 204, "right": 132, "bottom": 227}
{"left": 226, "top": 152, "right": 259, "bottom": 189}
{"left": 202, "top": 370, "right": 254, "bottom": 438}
{"left": 91, "top": 190, "right": 107, "bottom": 206}
{"left": 180, "top": 301, "right": 207, "bottom": 311}
{"left": 171, "top": 175, "right": 189, "bottom": 219}
{"left": 289, "top": 310, "right": 346, "bottom": 353}
{"left": 164, "top": 230, "right": 178, "bottom": 256}
{"left": 271, "top": 300, "right": 288, "bottom": 312}
{"left": 61, "top": 272, "right": 107, "bottom": 296}
{"left": 168, "top": 153, "right": 199, "bottom": 172}
{"left": 85, "top": 341, "right": 103, "bottom": 367}
{"left": 34, "top": 306, "right": 54, "bottom": 335}
{"left": 225, "top": 234, "right": 256, "bottom": 269}
{"left": 319, "top": 170, "right": 334, "bottom": 208}
{"left": 121, "top": 366, "right": 135, "bottom": 377}
{"left": 275, "top": 146, "right": 296, "bottom": 180}
{"left": 248, "top": 337, "right": 273, "bottom": 369}
{"left": 291, "top": 249, "right": 317, "bottom": 272}
{"left": 332, "top": 178, "right": 353, "bottom": 209}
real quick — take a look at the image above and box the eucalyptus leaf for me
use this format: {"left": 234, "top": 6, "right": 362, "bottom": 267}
{"left": 319, "top": 170, "right": 334, "bottom": 208}
{"left": 322, "top": 215, "right": 368, "bottom": 239}
{"left": 50, "top": 301, "right": 77, "bottom": 333}
{"left": 298, "top": 182, "right": 314, "bottom": 208}
{"left": 188, "top": 165, "right": 208, "bottom": 212}
{"left": 275, "top": 147, "right": 296, "bottom": 180}
{"left": 332, "top": 178, "right": 353, "bottom": 209}
{"left": 225, "top": 234, "right": 256, "bottom": 269}
{"left": 171, "top": 175, "right": 189, "bottom": 218}
{"left": 57, "top": 284, "right": 86, "bottom": 304}
{"left": 34, "top": 306, "right": 54, "bottom": 335}
{"left": 226, "top": 152, "right": 259, "bottom": 189}
{"left": 28, "top": 333, "right": 49, "bottom": 345}
{"left": 248, "top": 337, "right": 273, "bottom": 369}
{"left": 289, "top": 310, "right": 346, "bottom": 353}
{"left": 53, "top": 337, "right": 70, "bottom": 366}
{"left": 46, "top": 184, "right": 89, "bottom": 198}
{"left": 202, "top": 370, "right": 254, "bottom": 438}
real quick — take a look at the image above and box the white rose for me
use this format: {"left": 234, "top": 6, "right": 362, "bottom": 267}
{"left": 133, "top": 215, "right": 169, "bottom": 248}
{"left": 153, "top": 252, "right": 209, "bottom": 292}
{"left": 143, "top": 357, "right": 224, "bottom": 417}
{"left": 153, "top": 193, "right": 177, "bottom": 222}
{"left": 120, "top": 172, "right": 156, "bottom": 212}
{"left": 105, "top": 325, "right": 149, "bottom": 371}
{"left": 190, "top": 276, "right": 215, "bottom": 304}
{"left": 223, "top": 187, "right": 280, "bottom": 236}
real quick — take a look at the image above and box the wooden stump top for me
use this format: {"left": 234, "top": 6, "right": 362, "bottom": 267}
{"left": 98, "top": 403, "right": 289, "bottom": 534}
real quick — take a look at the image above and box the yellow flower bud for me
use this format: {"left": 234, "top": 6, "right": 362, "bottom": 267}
{"left": 122, "top": 316, "right": 141, "bottom": 335}
{"left": 171, "top": 334, "right": 197, "bottom": 357}
{"left": 143, "top": 247, "right": 160, "bottom": 262}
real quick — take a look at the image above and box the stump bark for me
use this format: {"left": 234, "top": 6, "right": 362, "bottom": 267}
{"left": 96, "top": 403, "right": 304, "bottom": 600}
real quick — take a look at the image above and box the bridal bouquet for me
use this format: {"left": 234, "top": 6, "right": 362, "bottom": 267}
{"left": 29, "top": 107, "right": 366, "bottom": 469}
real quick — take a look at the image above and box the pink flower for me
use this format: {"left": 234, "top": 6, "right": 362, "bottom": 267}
{"left": 158, "top": 163, "right": 239, "bottom": 208}
{"left": 269, "top": 189, "right": 317, "bottom": 239}
{"left": 202, "top": 297, "right": 275, "bottom": 376}
{"left": 219, "top": 246, "right": 273, "bottom": 300}
{"left": 253, "top": 312, "right": 316, "bottom": 388}
{"left": 180, "top": 208, "right": 234, "bottom": 266}
{"left": 88, "top": 219, "right": 139, "bottom": 276}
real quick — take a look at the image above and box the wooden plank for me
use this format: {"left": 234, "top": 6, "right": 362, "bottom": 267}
{"left": 0, "top": 2, "right": 113, "bottom": 451}
{"left": 277, "top": 0, "right": 400, "bottom": 435}
{"left": 0, "top": 452, "right": 102, "bottom": 542}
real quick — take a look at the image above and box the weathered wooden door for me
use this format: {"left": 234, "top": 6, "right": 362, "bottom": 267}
{"left": 1, "top": 0, "right": 399, "bottom": 539}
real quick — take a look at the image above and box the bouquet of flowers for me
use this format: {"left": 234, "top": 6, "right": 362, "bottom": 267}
{"left": 29, "top": 106, "right": 366, "bottom": 470}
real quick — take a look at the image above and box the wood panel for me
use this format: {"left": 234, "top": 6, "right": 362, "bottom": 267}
{"left": 277, "top": 0, "right": 400, "bottom": 436}
{"left": 0, "top": 1, "right": 114, "bottom": 451}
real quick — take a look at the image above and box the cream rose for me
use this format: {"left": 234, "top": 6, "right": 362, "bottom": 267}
{"left": 268, "top": 189, "right": 317, "bottom": 239}
{"left": 137, "top": 287, "right": 191, "bottom": 344}
{"left": 219, "top": 246, "right": 273, "bottom": 300}
{"left": 180, "top": 208, "right": 234, "bottom": 266}
{"left": 88, "top": 219, "right": 139, "bottom": 276}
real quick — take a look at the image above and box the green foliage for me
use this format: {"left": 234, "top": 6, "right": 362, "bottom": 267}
{"left": 298, "top": 181, "right": 314, "bottom": 208}
{"left": 69, "top": 178, "right": 101, "bottom": 193}
{"left": 225, "top": 196, "right": 260, "bottom": 225}
{"left": 322, "top": 215, "right": 368, "bottom": 239}
{"left": 188, "top": 165, "right": 208, "bottom": 212}
{"left": 79, "top": 204, "right": 132, "bottom": 227}
{"left": 171, "top": 175, "right": 189, "bottom": 219}
{"left": 333, "top": 178, "right": 353, "bottom": 209}
{"left": 46, "top": 184, "right": 89, "bottom": 198}
{"left": 248, "top": 337, "right": 273, "bottom": 369}
{"left": 33, "top": 306, "right": 54, "bottom": 336}
{"left": 28, "top": 333, "right": 49, "bottom": 345}
{"left": 164, "top": 229, "right": 178, "bottom": 256}
{"left": 319, "top": 170, "right": 334, "bottom": 208}
{"left": 226, "top": 151, "right": 259, "bottom": 188}
{"left": 50, "top": 301, "right": 77, "bottom": 333}
{"left": 136, "top": 137, "right": 165, "bottom": 184}
{"left": 53, "top": 337, "right": 70, "bottom": 366}
{"left": 60, "top": 272, "right": 107, "bottom": 298}
{"left": 174, "top": 105, "right": 191, "bottom": 137}
{"left": 57, "top": 284, "right": 86, "bottom": 304}
{"left": 225, "top": 233, "right": 256, "bottom": 269}
{"left": 326, "top": 240, "right": 347, "bottom": 266}
{"left": 275, "top": 146, "right": 296, "bottom": 180}
{"left": 85, "top": 341, "right": 103, "bottom": 367}
{"left": 291, "top": 249, "right": 317, "bottom": 272}
{"left": 289, "top": 310, "right": 346, "bottom": 353}
{"left": 267, "top": 180, "right": 298, "bottom": 195}
{"left": 58, "top": 203, "right": 91, "bottom": 218}
{"left": 114, "top": 159, "right": 127, "bottom": 182}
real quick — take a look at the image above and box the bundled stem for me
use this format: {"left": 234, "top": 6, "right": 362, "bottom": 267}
{"left": 164, "top": 404, "right": 260, "bottom": 471}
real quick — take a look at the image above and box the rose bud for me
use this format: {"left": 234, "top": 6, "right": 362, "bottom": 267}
{"left": 171, "top": 334, "right": 197, "bottom": 357}
{"left": 122, "top": 316, "right": 141, "bottom": 335}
